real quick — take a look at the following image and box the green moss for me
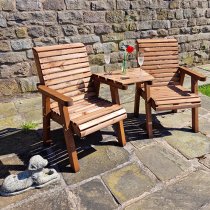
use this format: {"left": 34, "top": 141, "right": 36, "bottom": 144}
{"left": 199, "top": 84, "right": 210, "bottom": 97}
{"left": 21, "top": 121, "right": 38, "bottom": 132}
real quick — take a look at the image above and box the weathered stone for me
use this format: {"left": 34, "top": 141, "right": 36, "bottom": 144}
{"left": 157, "top": 29, "right": 168, "bottom": 37}
{"left": 141, "top": 30, "right": 158, "bottom": 38}
{"left": 7, "top": 188, "right": 75, "bottom": 210}
{"left": 84, "top": 11, "right": 105, "bottom": 23}
{"left": 69, "top": 34, "right": 100, "bottom": 44}
{"left": 168, "top": 28, "right": 180, "bottom": 35}
{"left": 0, "top": 40, "right": 11, "bottom": 52}
{"left": 113, "top": 23, "right": 128, "bottom": 32}
{"left": 171, "top": 19, "right": 188, "bottom": 28}
{"left": 152, "top": 20, "right": 170, "bottom": 29}
{"left": 117, "top": 0, "right": 130, "bottom": 10}
{"left": 102, "top": 163, "right": 157, "bottom": 204}
{"left": 15, "top": 27, "right": 28, "bottom": 38}
{"left": 58, "top": 11, "right": 83, "bottom": 24}
{"left": 78, "top": 25, "right": 94, "bottom": 35}
{"left": 156, "top": 9, "right": 168, "bottom": 20}
{"left": 106, "top": 10, "right": 125, "bottom": 23}
{"left": 30, "top": 11, "right": 57, "bottom": 25}
{"left": 73, "top": 179, "right": 118, "bottom": 210}
{"left": 62, "top": 25, "right": 78, "bottom": 36}
{"left": 0, "top": 52, "right": 26, "bottom": 64}
{"left": 0, "top": 14, "right": 6, "bottom": 27}
{"left": 137, "top": 21, "right": 152, "bottom": 30}
{"left": 89, "top": 54, "right": 105, "bottom": 65}
{"left": 42, "top": 0, "right": 65, "bottom": 10}
{"left": 11, "top": 39, "right": 33, "bottom": 51}
{"left": 33, "top": 37, "right": 56, "bottom": 47}
{"left": 0, "top": 0, "right": 15, "bottom": 11}
{"left": 90, "top": 65, "right": 104, "bottom": 73}
{"left": 94, "top": 24, "right": 112, "bottom": 34}
{"left": 61, "top": 144, "right": 130, "bottom": 185}
{"left": 175, "top": 9, "right": 184, "bottom": 20}
{"left": 139, "top": 9, "right": 156, "bottom": 21}
{"left": 0, "top": 28, "right": 16, "bottom": 39}
{"left": 0, "top": 62, "right": 31, "bottom": 78}
{"left": 16, "top": 0, "right": 42, "bottom": 11}
{"left": 0, "top": 102, "right": 17, "bottom": 119}
{"left": 93, "top": 42, "right": 117, "bottom": 54}
{"left": 45, "top": 26, "right": 63, "bottom": 37}
{"left": 65, "top": 0, "right": 88, "bottom": 10}
{"left": 102, "top": 33, "right": 124, "bottom": 42}
{"left": 0, "top": 79, "right": 20, "bottom": 96}
{"left": 18, "top": 76, "right": 39, "bottom": 92}
{"left": 197, "top": 18, "right": 208, "bottom": 26}
{"left": 135, "top": 143, "right": 191, "bottom": 181}
{"left": 169, "top": 1, "right": 181, "bottom": 9}
{"left": 91, "top": 0, "right": 115, "bottom": 10}
{"left": 125, "top": 171, "right": 210, "bottom": 210}
{"left": 163, "top": 130, "right": 210, "bottom": 159}
{"left": 28, "top": 26, "right": 44, "bottom": 38}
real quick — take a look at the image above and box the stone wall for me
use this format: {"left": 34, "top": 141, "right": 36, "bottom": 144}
{"left": 1, "top": 0, "right": 210, "bottom": 97}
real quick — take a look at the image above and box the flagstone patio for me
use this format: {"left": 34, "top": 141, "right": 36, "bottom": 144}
{"left": 0, "top": 66, "right": 210, "bottom": 210}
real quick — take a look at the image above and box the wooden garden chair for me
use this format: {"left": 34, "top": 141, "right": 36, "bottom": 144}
{"left": 33, "top": 43, "right": 127, "bottom": 172}
{"left": 134, "top": 39, "right": 206, "bottom": 138}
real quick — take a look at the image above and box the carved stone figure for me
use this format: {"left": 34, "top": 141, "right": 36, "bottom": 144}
{"left": 0, "top": 155, "right": 59, "bottom": 196}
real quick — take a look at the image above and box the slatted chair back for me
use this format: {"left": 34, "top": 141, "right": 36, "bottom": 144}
{"left": 33, "top": 43, "right": 95, "bottom": 102}
{"left": 137, "top": 39, "right": 180, "bottom": 86}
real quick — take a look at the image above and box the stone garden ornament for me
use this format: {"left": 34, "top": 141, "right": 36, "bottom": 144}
{"left": 0, "top": 155, "right": 60, "bottom": 196}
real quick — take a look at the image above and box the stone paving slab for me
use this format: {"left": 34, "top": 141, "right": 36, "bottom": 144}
{"left": 199, "top": 154, "right": 210, "bottom": 169}
{"left": 73, "top": 179, "right": 118, "bottom": 210}
{"left": 0, "top": 130, "right": 41, "bottom": 160}
{"left": 0, "top": 103, "right": 17, "bottom": 119}
{"left": 135, "top": 143, "right": 191, "bottom": 181}
{"left": 0, "top": 159, "right": 62, "bottom": 210}
{"left": 61, "top": 145, "right": 130, "bottom": 185}
{"left": 102, "top": 163, "right": 157, "bottom": 204}
{"left": 125, "top": 170, "right": 210, "bottom": 210}
{"left": 163, "top": 130, "right": 210, "bottom": 159}
{"left": 8, "top": 188, "right": 75, "bottom": 210}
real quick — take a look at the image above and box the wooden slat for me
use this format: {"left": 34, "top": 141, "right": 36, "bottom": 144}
{"left": 71, "top": 92, "right": 96, "bottom": 102}
{"left": 144, "top": 55, "right": 178, "bottom": 61}
{"left": 143, "top": 59, "right": 178, "bottom": 66}
{"left": 42, "top": 61, "right": 90, "bottom": 75}
{"left": 143, "top": 64, "right": 179, "bottom": 70}
{"left": 156, "top": 103, "right": 201, "bottom": 111}
{"left": 45, "top": 72, "right": 92, "bottom": 86}
{"left": 155, "top": 97, "right": 201, "bottom": 106}
{"left": 137, "top": 39, "right": 177, "bottom": 43}
{"left": 41, "top": 57, "right": 89, "bottom": 69}
{"left": 73, "top": 104, "right": 122, "bottom": 125}
{"left": 139, "top": 43, "right": 178, "bottom": 48}
{"left": 64, "top": 88, "right": 95, "bottom": 97}
{"left": 142, "top": 47, "right": 178, "bottom": 52}
{"left": 34, "top": 43, "right": 85, "bottom": 52}
{"left": 43, "top": 67, "right": 90, "bottom": 80}
{"left": 78, "top": 109, "right": 126, "bottom": 131}
{"left": 40, "top": 52, "right": 88, "bottom": 64}
{"left": 144, "top": 51, "right": 178, "bottom": 57}
{"left": 78, "top": 114, "right": 127, "bottom": 137}
{"left": 146, "top": 69, "right": 178, "bottom": 74}
{"left": 49, "top": 77, "right": 91, "bottom": 90}
{"left": 38, "top": 47, "right": 87, "bottom": 58}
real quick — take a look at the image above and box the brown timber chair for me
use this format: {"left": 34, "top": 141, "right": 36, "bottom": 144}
{"left": 134, "top": 39, "right": 206, "bottom": 138}
{"left": 33, "top": 43, "right": 127, "bottom": 172}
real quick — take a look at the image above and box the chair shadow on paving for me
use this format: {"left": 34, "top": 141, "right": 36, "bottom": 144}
{"left": 0, "top": 111, "right": 194, "bottom": 176}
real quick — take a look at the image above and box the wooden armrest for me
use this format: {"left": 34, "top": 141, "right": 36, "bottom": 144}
{"left": 92, "top": 74, "right": 128, "bottom": 90}
{"left": 37, "top": 85, "right": 73, "bottom": 106}
{"left": 179, "top": 66, "right": 206, "bottom": 81}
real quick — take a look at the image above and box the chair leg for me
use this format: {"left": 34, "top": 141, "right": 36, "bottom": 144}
{"left": 145, "top": 102, "right": 153, "bottom": 138}
{"left": 43, "top": 114, "right": 51, "bottom": 145}
{"left": 192, "top": 107, "right": 199, "bottom": 133}
{"left": 42, "top": 95, "right": 52, "bottom": 145}
{"left": 115, "top": 120, "right": 126, "bottom": 146}
{"left": 63, "top": 128, "right": 80, "bottom": 172}
{"left": 134, "top": 88, "right": 140, "bottom": 117}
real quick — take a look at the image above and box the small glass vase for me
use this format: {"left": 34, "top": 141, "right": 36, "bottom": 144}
{"left": 121, "top": 59, "right": 127, "bottom": 75}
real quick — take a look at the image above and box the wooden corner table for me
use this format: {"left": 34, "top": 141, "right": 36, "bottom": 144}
{"left": 92, "top": 68, "right": 154, "bottom": 138}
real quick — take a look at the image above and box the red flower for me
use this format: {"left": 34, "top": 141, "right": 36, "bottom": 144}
{"left": 126, "top": 45, "right": 134, "bottom": 54}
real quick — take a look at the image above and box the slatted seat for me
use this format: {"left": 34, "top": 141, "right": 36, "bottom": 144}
{"left": 33, "top": 43, "right": 127, "bottom": 173}
{"left": 134, "top": 39, "right": 206, "bottom": 137}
